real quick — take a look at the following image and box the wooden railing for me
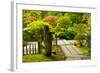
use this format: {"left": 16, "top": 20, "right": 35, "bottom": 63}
{"left": 23, "top": 41, "right": 38, "bottom": 55}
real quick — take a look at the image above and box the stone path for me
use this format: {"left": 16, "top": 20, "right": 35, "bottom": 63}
{"left": 57, "top": 39, "right": 85, "bottom": 60}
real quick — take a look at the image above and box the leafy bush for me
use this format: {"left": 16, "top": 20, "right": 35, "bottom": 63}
{"left": 57, "top": 16, "right": 72, "bottom": 25}
{"left": 57, "top": 16, "right": 72, "bottom": 29}
{"left": 27, "top": 21, "right": 52, "bottom": 30}
{"left": 23, "top": 16, "right": 37, "bottom": 28}
{"left": 57, "top": 32, "right": 66, "bottom": 39}
{"left": 23, "top": 21, "right": 52, "bottom": 41}
{"left": 23, "top": 29, "right": 31, "bottom": 41}
{"left": 58, "top": 30, "right": 77, "bottom": 40}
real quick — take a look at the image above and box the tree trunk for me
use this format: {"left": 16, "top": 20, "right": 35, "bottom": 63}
{"left": 45, "top": 32, "right": 52, "bottom": 56}
{"left": 44, "top": 26, "right": 52, "bottom": 56}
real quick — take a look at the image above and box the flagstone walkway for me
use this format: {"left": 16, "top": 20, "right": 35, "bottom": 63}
{"left": 57, "top": 39, "right": 85, "bottom": 60}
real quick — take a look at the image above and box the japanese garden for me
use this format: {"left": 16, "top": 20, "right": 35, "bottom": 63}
{"left": 22, "top": 10, "right": 91, "bottom": 62}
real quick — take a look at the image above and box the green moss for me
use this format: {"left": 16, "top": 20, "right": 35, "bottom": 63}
{"left": 80, "top": 47, "right": 89, "bottom": 56}
{"left": 76, "top": 44, "right": 90, "bottom": 56}
{"left": 23, "top": 54, "right": 52, "bottom": 62}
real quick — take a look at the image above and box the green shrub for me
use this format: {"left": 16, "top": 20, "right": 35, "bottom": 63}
{"left": 58, "top": 30, "right": 77, "bottom": 40}
{"left": 23, "top": 21, "right": 52, "bottom": 41}
{"left": 57, "top": 32, "right": 66, "bottom": 39}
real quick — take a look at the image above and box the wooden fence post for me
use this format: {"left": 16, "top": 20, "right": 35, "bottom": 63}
{"left": 29, "top": 43, "right": 31, "bottom": 54}
{"left": 33, "top": 43, "right": 36, "bottom": 55}
{"left": 32, "top": 43, "right": 34, "bottom": 55}
{"left": 26, "top": 42, "right": 28, "bottom": 55}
